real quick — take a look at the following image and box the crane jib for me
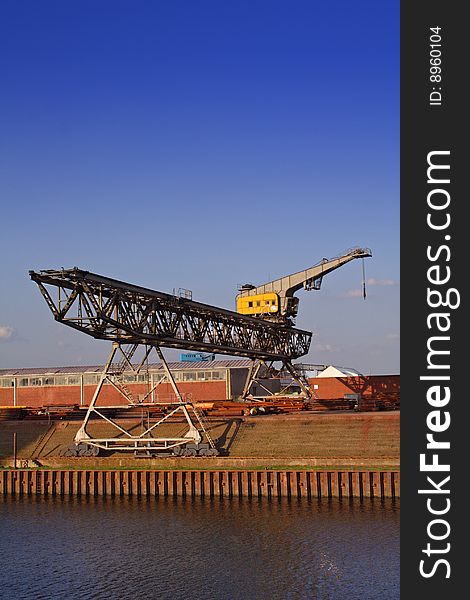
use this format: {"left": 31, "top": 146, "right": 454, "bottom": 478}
{"left": 235, "top": 246, "right": 372, "bottom": 321}
{"left": 29, "top": 268, "right": 312, "bottom": 361}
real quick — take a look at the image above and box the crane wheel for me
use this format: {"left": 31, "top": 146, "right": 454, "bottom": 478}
{"left": 182, "top": 448, "right": 197, "bottom": 457}
{"left": 203, "top": 448, "right": 219, "bottom": 456}
{"left": 77, "top": 443, "right": 99, "bottom": 457}
{"left": 60, "top": 444, "right": 78, "bottom": 457}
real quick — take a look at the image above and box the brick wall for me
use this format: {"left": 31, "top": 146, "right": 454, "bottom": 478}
{"left": 0, "top": 388, "right": 15, "bottom": 406}
{"left": 0, "top": 380, "right": 228, "bottom": 408}
{"left": 1, "top": 375, "right": 399, "bottom": 407}
{"left": 308, "top": 375, "right": 400, "bottom": 400}
{"left": 82, "top": 381, "right": 227, "bottom": 405}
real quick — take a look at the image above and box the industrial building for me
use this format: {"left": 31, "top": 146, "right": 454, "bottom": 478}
{"left": 308, "top": 365, "right": 400, "bottom": 402}
{"left": 0, "top": 360, "right": 252, "bottom": 408}
{"left": 0, "top": 360, "right": 399, "bottom": 409}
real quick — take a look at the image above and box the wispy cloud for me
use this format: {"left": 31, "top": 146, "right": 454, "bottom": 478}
{"left": 367, "top": 278, "right": 399, "bottom": 286}
{"left": 313, "top": 342, "right": 338, "bottom": 353}
{"left": 341, "top": 289, "right": 364, "bottom": 298}
{"left": 0, "top": 325, "right": 14, "bottom": 342}
{"left": 386, "top": 333, "right": 400, "bottom": 340}
{"left": 340, "top": 277, "right": 400, "bottom": 298}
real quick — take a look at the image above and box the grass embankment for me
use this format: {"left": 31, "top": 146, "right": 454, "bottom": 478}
{"left": 0, "top": 412, "right": 399, "bottom": 470}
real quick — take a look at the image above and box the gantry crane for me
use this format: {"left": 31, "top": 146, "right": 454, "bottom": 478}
{"left": 29, "top": 246, "right": 370, "bottom": 456}
{"left": 29, "top": 268, "right": 312, "bottom": 456}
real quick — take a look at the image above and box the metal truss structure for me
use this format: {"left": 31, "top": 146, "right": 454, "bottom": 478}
{"left": 29, "top": 268, "right": 313, "bottom": 454}
{"left": 29, "top": 268, "right": 312, "bottom": 360}
{"left": 67, "top": 341, "right": 217, "bottom": 456}
{"left": 241, "top": 359, "right": 312, "bottom": 401}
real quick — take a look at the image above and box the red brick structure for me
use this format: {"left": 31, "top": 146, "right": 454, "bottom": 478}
{"left": 0, "top": 360, "right": 251, "bottom": 408}
{"left": 1, "top": 361, "right": 400, "bottom": 410}
{"left": 309, "top": 375, "right": 400, "bottom": 401}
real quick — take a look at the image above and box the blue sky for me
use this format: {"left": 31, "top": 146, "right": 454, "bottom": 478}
{"left": 0, "top": 1, "right": 399, "bottom": 373}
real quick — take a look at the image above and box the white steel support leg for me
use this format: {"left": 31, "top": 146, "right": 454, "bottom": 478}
{"left": 75, "top": 342, "right": 119, "bottom": 443}
{"left": 242, "top": 359, "right": 263, "bottom": 399}
{"left": 154, "top": 345, "right": 201, "bottom": 443}
{"left": 74, "top": 342, "right": 203, "bottom": 449}
{"left": 154, "top": 345, "right": 183, "bottom": 402}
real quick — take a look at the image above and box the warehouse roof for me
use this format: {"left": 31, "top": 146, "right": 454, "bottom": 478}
{"left": 316, "top": 365, "right": 363, "bottom": 378}
{"left": 0, "top": 359, "right": 252, "bottom": 377}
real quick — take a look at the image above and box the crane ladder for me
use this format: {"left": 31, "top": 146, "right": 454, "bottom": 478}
{"left": 191, "top": 405, "right": 216, "bottom": 449}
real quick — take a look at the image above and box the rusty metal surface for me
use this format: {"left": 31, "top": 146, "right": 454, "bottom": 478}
{"left": 1, "top": 469, "right": 399, "bottom": 499}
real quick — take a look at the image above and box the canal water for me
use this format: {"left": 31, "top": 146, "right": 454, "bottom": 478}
{"left": 0, "top": 497, "right": 399, "bottom": 600}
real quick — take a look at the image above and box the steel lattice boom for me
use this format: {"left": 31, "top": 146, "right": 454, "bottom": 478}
{"left": 29, "top": 268, "right": 312, "bottom": 360}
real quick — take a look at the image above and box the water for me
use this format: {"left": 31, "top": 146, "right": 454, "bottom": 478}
{"left": 0, "top": 497, "right": 399, "bottom": 600}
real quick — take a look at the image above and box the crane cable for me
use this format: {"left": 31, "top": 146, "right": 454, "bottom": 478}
{"left": 362, "top": 258, "right": 367, "bottom": 299}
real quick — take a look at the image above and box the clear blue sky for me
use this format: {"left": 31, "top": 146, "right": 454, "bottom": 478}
{"left": 0, "top": 1, "right": 399, "bottom": 374}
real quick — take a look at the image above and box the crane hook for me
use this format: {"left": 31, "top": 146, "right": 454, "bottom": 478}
{"left": 362, "top": 258, "right": 367, "bottom": 299}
